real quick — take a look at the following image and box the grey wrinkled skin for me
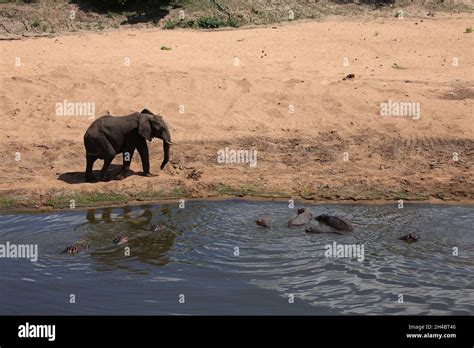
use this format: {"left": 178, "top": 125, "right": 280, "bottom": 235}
{"left": 288, "top": 208, "right": 313, "bottom": 227}
{"left": 83, "top": 109, "right": 172, "bottom": 182}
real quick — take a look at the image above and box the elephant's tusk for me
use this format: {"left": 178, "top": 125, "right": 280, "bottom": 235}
{"left": 165, "top": 140, "right": 173, "bottom": 145}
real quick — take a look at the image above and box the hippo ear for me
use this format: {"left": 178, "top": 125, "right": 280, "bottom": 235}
{"left": 141, "top": 108, "right": 154, "bottom": 115}
{"left": 138, "top": 114, "right": 152, "bottom": 141}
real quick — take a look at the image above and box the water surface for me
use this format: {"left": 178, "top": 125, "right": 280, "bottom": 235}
{"left": 0, "top": 200, "right": 472, "bottom": 315}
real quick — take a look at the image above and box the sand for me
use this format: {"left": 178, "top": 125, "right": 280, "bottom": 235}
{"left": 0, "top": 14, "right": 473, "bottom": 209}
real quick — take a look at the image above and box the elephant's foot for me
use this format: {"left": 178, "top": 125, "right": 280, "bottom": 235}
{"left": 114, "top": 169, "right": 130, "bottom": 180}
{"left": 141, "top": 172, "right": 157, "bottom": 177}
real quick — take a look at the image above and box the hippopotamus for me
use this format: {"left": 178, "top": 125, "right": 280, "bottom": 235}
{"left": 151, "top": 223, "right": 166, "bottom": 233}
{"left": 256, "top": 218, "right": 269, "bottom": 228}
{"left": 113, "top": 235, "right": 129, "bottom": 245}
{"left": 399, "top": 233, "right": 419, "bottom": 244}
{"left": 288, "top": 208, "right": 313, "bottom": 227}
{"left": 315, "top": 214, "right": 353, "bottom": 231}
{"left": 61, "top": 243, "right": 88, "bottom": 254}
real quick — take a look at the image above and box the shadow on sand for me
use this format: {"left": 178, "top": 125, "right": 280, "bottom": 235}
{"left": 58, "top": 164, "right": 140, "bottom": 184}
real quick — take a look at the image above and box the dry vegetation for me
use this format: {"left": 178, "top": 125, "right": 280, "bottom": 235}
{"left": 0, "top": 0, "right": 472, "bottom": 37}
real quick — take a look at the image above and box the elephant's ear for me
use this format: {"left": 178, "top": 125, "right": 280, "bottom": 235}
{"left": 138, "top": 114, "right": 152, "bottom": 141}
{"left": 153, "top": 115, "right": 166, "bottom": 129}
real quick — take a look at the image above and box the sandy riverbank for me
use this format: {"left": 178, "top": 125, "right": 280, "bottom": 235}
{"left": 0, "top": 14, "right": 473, "bottom": 210}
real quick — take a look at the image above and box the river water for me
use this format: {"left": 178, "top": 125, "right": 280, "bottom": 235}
{"left": 0, "top": 200, "right": 472, "bottom": 315}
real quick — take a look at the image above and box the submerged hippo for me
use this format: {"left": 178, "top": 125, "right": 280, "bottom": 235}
{"left": 151, "top": 223, "right": 166, "bottom": 233}
{"left": 288, "top": 208, "right": 313, "bottom": 227}
{"left": 256, "top": 218, "right": 269, "bottom": 228}
{"left": 399, "top": 233, "right": 419, "bottom": 244}
{"left": 315, "top": 214, "right": 353, "bottom": 231}
{"left": 61, "top": 243, "right": 88, "bottom": 255}
{"left": 113, "top": 235, "right": 129, "bottom": 246}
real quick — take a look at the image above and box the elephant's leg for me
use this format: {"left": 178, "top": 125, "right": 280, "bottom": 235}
{"left": 115, "top": 147, "right": 135, "bottom": 180}
{"left": 100, "top": 157, "right": 114, "bottom": 181}
{"left": 137, "top": 138, "right": 152, "bottom": 176}
{"left": 85, "top": 154, "right": 98, "bottom": 182}
{"left": 94, "top": 139, "right": 118, "bottom": 181}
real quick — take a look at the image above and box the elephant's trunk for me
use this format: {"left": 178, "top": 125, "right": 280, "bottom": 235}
{"left": 160, "top": 132, "right": 171, "bottom": 170}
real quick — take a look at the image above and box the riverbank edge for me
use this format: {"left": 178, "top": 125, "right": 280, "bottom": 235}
{"left": 1, "top": 190, "right": 473, "bottom": 213}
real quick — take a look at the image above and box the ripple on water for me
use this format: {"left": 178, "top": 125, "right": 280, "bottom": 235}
{"left": 0, "top": 201, "right": 473, "bottom": 314}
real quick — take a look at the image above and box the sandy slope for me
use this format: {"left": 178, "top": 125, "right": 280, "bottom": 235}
{"left": 0, "top": 15, "right": 473, "bottom": 208}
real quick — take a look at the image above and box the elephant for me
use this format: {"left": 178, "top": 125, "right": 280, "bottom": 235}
{"left": 83, "top": 109, "right": 172, "bottom": 182}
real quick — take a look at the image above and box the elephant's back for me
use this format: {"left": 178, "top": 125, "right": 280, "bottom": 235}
{"left": 88, "top": 114, "right": 138, "bottom": 132}
{"left": 85, "top": 115, "right": 113, "bottom": 132}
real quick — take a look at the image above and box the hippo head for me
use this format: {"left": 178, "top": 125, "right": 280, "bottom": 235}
{"left": 316, "top": 214, "right": 330, "bottom": 222}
